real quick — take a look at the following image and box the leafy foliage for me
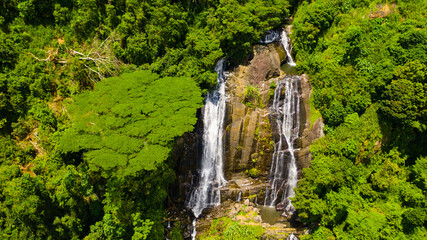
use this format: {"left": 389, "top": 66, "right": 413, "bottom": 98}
{"left": 0, "top": 0, "right": 292, "bottom": 238}
{"left": 243, "top": 84, "right": 263, "bottom": 108}
{"left": 294, "top": 106, "right": 426, "bottom": 239}
{"left": 201, "top": 216, "right": 265, "bottom": 240}
{"left": 291, "top": 0, "right": 427, "bottom": 238}
{"left": 59, "top": 70, "right": 203, "bottom": 177}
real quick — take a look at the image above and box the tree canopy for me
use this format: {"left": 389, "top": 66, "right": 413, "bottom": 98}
{"left": 0, "top": 0, "right": 426, "bottom": 239}
{"left": 59, "top": 70, "right": 203, "bottom": 177}
{"left": 291, "top": 0, "right": 427, "bottom": 238}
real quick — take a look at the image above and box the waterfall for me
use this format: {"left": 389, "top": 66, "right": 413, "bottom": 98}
{"left": 260, "top": 29, "right": 281, "bottom": 44}
{"left": 191, "top": 219, "right": 197, "bottom": 240}
{"left": 260, "top": 28, "right": 295, "bottom": 66}
{"left": 187, "top": 59, "right": 228, "bottom": 219}
{"left": 281, "top": 30, "right": 296, "bottom": 66}
{"left": 236, "top": 190, "right": 242, "bottom": 202}
{"left": 264, "top": 75, "right": 301, "bottom": 217}
{"left": 287, "top": 233, "right": 299, "bottom": 240}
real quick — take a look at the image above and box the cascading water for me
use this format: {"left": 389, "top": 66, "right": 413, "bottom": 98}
{"left": 191, "top": 219, "right": 197, "bottom": 240}
{"left": 264, "top": 75, "right": 301, "bottom": 217}
{"left": 236, "top": 190, "right": 242, "bottom": 202}
{"left": 287, "top": 232, "right": 299, "bottom": 240}
{"left": 259, "top": 29, "right": 281, "bottom": 44}
{"left": 281, "top": 30, "right": 296, "bottom": 66}
{"left": 260, "top": 28, "right": 295, "bottom": 67}
{"left": 187, "top": 59, "right": 228, "bottom": 239}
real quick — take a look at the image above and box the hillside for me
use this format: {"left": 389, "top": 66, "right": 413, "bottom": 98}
{"left": 0, "top": 0, "right": 426, "bottom": 239}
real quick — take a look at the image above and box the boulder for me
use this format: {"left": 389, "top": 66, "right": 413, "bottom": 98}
{"left": 254, "top": 215, "right": 262, "bottom": 223}
{"left": 246, "top": 44, "right": 282, "bottom": 84}
{"left": 246, "top": 206, "right": 256, "bottom": 213}
{"left": 369, "top": 3, "right": 396, "bottom": 19}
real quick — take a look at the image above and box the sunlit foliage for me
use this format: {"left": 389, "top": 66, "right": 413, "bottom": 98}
{"left": 59, "top": 70, "right": 203, "bottom": 177}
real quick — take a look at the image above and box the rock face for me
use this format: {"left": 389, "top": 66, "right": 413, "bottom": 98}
{"left": 296, "top": 74, "right": 324, "bottom": 170}
{"left": 222, "top": 41, "right": 287, "bottom": 204}
{"left": 169, "top": 112, "right": 204, "bottom": 205}
{"left": 369, "top": 3, "right": 397, "bottom": 19}
{"left": 170, "top": 37, "right": 324, "bottom": 214}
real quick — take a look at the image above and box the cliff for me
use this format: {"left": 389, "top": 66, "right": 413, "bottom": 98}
{"left": 170, "top": 38, "right": 323, "bottom": 216}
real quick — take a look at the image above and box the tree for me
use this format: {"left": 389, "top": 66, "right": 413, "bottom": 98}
{"left": 59, "top": 70, "right": 203, "bottom": 178}
{"left": 293, "top": 105, "right": 427, "bottom": 238}
{"left": 381, "top": 60, "right": 427, "bottom": 131}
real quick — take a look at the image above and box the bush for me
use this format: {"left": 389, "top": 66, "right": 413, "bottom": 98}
{"left": 243, "top": 84, "right": 263, "bottom": 108}
{"left": 248, "top": 168, "right": 260, "bottom": 178}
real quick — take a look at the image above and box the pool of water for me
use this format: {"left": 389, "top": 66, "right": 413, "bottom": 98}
{"left": 258, "top": 206, "right": 283, "bottom": 225}
{"left": 281, "top": 63, "right": 298, "bottom": 75}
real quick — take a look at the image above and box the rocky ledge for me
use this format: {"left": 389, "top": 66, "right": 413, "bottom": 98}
{"left": 196, "top": 199, "right": 308, "bottom": 239}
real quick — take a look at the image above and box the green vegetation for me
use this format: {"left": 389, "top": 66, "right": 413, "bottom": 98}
{"left": 59, "top": 71, "right": 203, "bottom": 178}
{"left": 0, "top": 0, "right": 426, "bottom": 239}
{"left": 0, "top": 0, "right": 291, "bottom": 239}
{"left": 291, "top": 0, "right": 427, "bottom": 239}
{"left": 201, "top": 217, "right": 265, "bottom": 240}
{"left": 243, "top": 84, "right": 264, "bottom": 108}
{"left": 169, "top": 221, "right": 184, "bottom": 240}
{"left": 0, "top": 70, "right": 202, "bottom": 239}
{"left": 248, "top": 168, "right": 261, "bottom": 178}
{"left": 268, "top": 80, "right": 277, "bottom": 101}
{"left": 308, "top": 96, "right": 322, "bottom": 130}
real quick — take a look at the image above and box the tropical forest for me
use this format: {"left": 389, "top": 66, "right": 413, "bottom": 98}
{"left": 0, "top": 0, "right": 426, "bottom": 239}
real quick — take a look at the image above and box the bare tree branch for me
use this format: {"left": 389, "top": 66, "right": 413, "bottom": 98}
{"left": 28, "top": 33, "right": 122, "bottom": 83}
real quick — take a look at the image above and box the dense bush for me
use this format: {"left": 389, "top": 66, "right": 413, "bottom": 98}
{"left": 0, "top": 0, "right": 294, "bottom": 238}
{"left": 292, "top": 0, "right": 427, "bottom": 238}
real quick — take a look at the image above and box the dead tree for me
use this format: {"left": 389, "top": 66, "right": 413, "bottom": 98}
{"left": 28, "top": 33, "right": 122, "bottom": 83}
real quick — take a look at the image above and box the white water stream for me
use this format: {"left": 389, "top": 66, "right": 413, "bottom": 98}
{"left": 260, "top": 29, "right": 281, "bottom": 44}
{"left": 263, "top": 27, "right": 300, "bottom": 217}
{"left": 281, "top": 30, "right": 296, "bottom": 66}
{"left": 187, "top": 59, "right": 228, "bottom": 239}
{"left": 264, "top": 75, "right": 300, "bottom": 216}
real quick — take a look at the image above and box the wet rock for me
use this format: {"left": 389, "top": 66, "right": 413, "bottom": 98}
{"left": 254, "top": 215, "right": 262, "bottom": 223}
{"left": 232, "top": 101, "right": 246, "bottom": 122}
{"left": 276, "top": 199, "right": 290, "bottom": 211}
{"left": 300, "top": 74, "right": 311, "bottom": 134}
{"left": 276, "top": 203, "right": 285, "bottom": 212}
{"left": 281, "top": 211, "right": 289, "bottom": 218}
{"left": 275, "top": 42, "right": 287, "bottom": 64}
{"left": 240, "top": 110, "right": 259, "bottom": 168}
